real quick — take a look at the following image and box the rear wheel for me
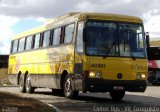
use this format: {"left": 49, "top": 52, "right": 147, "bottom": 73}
{"left": 19, "top": 75, "right": 26, "bottom": 93}
{"left": 110, "top": 90, "right": 125, "bottom": 101}
{"left": 64, "top": 75, "right": 78, "bottom": 99}
{"left": 25, "top": 75, "right": 35, "bottom": 93}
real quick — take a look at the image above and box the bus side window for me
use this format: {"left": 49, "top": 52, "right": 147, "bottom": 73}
{"left": 33, "top": 33, "right": 41, "bottom": 49}
{"left": 12, "top": 40, "right": 18, "bottom": 53}
{"left": 64, "top": 24, "right": 75, "bottom": 43}
{"left": 25, "top": 35, "right": 32, "bottom": 50}
{"left": 42, "top": 30, "right": 50, "bottom": 47}
{"left": 53, "top": 28, "right": 61, "bottom": 46}
{"left": 18, "top": 37, "right": 25, "bottom": 52}
{"left": 10, "top": 41, "right": 14, "bottom": 53}
{"left": 76, "top": 22, "right": 84, "bottom": 54}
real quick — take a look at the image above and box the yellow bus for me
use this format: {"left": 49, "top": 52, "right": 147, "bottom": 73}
{"left": 8, "top": 12, "right": 148, "bottom": 100}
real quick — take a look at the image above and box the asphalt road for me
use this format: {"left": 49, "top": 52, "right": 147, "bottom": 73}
{"left": 0, "top": 86, "right": 160, "bottom": 112}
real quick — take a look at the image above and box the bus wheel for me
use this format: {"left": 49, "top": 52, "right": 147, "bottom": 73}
{"left": 110, "top": 90, "right": 125, "bottom": 101}
{"left": 25, "top": 75, "right": 34, "bottom": 93}
{"left": 64, "top": 75, "right": 78, "bottom": 99}
{"left": 19, "top": 75, "right": 26, "bottom": 93}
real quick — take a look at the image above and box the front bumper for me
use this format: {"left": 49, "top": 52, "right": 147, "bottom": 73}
{"left": 82, "top": 78, "right": 147, "bottom": 92}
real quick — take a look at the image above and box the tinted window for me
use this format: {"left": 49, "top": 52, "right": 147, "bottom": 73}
{"left": 119, "top": 23, "right": 145, "bottom": 57}
{"left": 42, "top": 31, "right": 50, "bottom": 47}
{"left": 18, "top": 38, "right": 25, "bottom": 52}
{"left": 86, "top": 22, "right": 117, "bottom": 56}
{"left": 25, "top": 36, "right": 32, "bottom": 50}
{"left": 12, "top": 40, "right": 18, "bottom": 53}
{"left": 85, "top": 21, "right": 146, "bottom": 58}
{"left": 53, "top": 28, "right": 61, "bottom": 46}
{"left": 33, "top": 33, "right": 40, "bottom": 49}
{"left": 64, "top": 24, "right": 74, "bottom": 43}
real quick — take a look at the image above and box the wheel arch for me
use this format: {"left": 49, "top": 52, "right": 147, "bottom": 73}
{"left": 18, "top": 71, "right": 29, "bottom": 85}
{"left": 17, "top": 71, "right": 22, "bottom": 85}
{"left": 24, "top": 71, "right": 29, "bottom": 81}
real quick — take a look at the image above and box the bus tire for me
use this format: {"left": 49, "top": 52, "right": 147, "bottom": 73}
{"left": 19, "top": 75, "right": 26, "bottom": 93}
{"left": 110, "top": 90, "right": 125, "bottom": 101}
{"left": 64, "top": 75, "right": 78, "bottom": 99}
{"left": 25, "top": 75, "right": 35, "bottom": 93}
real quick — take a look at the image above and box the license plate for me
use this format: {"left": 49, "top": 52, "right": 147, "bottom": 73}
{"left": 113, "top": 86, "right": 124, "bottom": 90}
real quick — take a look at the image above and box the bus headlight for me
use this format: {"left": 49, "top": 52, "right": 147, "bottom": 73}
{"left": 89, "top": 72, "right": 95, "bottom": 78}
{"left": 141, "top": 74, "right": 146, "bottom": 79}
{"left": 136, "top": 73, "right": 146, "bottom": 80}
{"left": 89, "top": 71, "right": 102, "bottom": 78}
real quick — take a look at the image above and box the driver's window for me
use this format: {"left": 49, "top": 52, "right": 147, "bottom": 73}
{"left": 76, "top": 22, "right": 84, "bottom": 54}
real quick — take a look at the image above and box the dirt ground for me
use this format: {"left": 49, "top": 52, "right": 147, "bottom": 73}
{"left": 0, "top": 91, "right": 55, "bottom": 112}
{"left": 0, "top": 69, "right": 8, "bottom": 85}
{"left": 0, "top": 69, "right": 8, "bottom": 80}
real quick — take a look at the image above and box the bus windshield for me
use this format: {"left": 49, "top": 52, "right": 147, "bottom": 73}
{"left": 86, "top": 21, "right": 146, "bottom": 58}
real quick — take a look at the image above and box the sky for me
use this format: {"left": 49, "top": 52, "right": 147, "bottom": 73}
{"left": 0, "top": 0, "right": 160, "bottom": 54}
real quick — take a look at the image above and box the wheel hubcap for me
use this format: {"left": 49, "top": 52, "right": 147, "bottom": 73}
{"left": 26, "top": 77, "right": 30, "bottom": 90}
{"left": 65, "top": 78, "right": 71, "bottom": 94}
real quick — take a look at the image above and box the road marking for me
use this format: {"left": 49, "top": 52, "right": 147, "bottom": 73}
{"left": 48, "top": 103, "right": 62, "bottom": 112}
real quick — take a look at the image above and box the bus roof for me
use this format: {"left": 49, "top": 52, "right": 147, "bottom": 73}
{"left": 12, "top": 12, "right": 143, "bottom": 40}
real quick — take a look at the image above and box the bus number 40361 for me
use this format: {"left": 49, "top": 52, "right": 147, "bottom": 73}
{"left": 91, "top": 64, "right": 106, "bottom": 68}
